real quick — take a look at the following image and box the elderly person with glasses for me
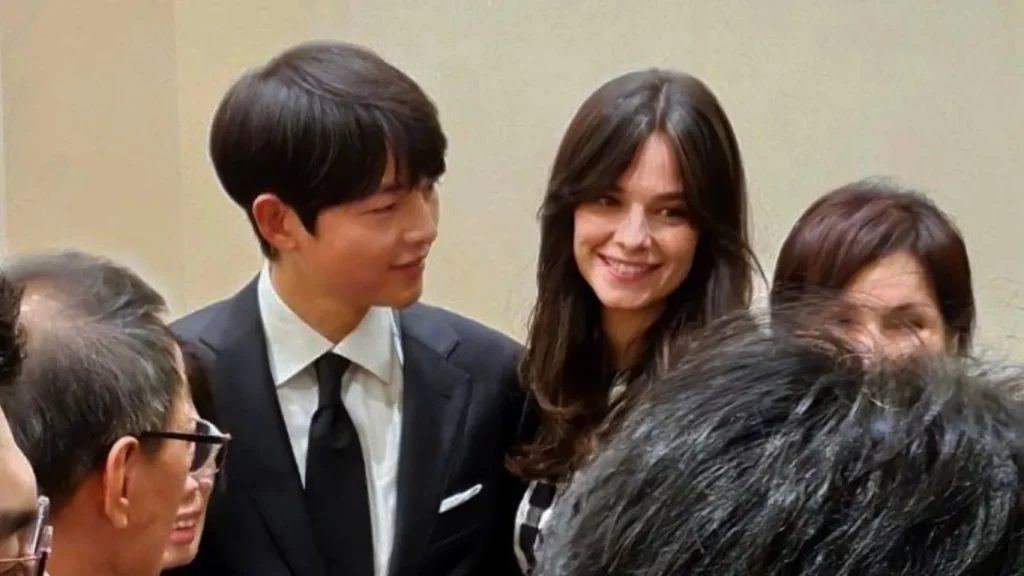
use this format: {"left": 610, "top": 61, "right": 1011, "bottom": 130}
{"left": 0, "top": 251, "right": 228, "bottom": 576}
{"left": 161, "top": 346, "right": 229, "bottom": 570}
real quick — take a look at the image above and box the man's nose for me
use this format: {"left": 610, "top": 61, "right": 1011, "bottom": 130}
{"left": 404, "top": 190, "right": 439, "bottom": 245}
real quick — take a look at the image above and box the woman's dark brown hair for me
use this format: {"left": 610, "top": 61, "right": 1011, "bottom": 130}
{"left": 511, "top": 69, "right": 760, "bottom": 481}
{"left": 179, "top": 342, "right": 226, "bottom": 492}
{"left": 770, "top": 177, "right": 975, "bottom": 353}
{"left": 180, "top": 344, "right": 218, "bottom": 426}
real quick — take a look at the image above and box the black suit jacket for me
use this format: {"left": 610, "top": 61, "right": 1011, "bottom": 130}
{"left": 163, "top": 280, "right": 530, "bottom": 576}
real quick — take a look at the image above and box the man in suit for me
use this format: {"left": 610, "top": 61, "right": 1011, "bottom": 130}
{"left": 165, "top": 41, "right": 529, "bottom": 576}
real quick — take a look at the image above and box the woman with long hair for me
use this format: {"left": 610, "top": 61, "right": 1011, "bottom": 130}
{"left": 510, "top": 69, "right": 760, "bottom": 573}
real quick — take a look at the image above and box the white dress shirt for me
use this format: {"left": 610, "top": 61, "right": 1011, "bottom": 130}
{"left": 257, "top": 266, "right": 403, "bottom": 576}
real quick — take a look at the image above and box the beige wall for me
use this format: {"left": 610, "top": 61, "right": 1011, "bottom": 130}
{"left": 1, "top": 0, "right": 183, "bottom": 306}
{"left": 2, "top": 1, "right": 1022, "bottom": 354}
{"left": 173, "top": 0, "right": 347, "bottom": 312}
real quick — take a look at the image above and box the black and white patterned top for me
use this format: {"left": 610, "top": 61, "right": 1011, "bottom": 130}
{"left": 513, "top": 380, "right": 627, "bottom": 574}
{"left": 513, "top": 478, "right": 562, "bottom": 574}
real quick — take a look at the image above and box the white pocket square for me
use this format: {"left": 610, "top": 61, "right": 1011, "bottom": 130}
{"left": 438, "top": 483, "right": 483, "bottom": 513}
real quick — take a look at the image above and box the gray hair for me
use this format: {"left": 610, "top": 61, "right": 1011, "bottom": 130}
{"left": 538, "top": 307, "right": 1024, "bottom": 576}
{"left": 0, "top": 251, "right": 182, "bottom": 511}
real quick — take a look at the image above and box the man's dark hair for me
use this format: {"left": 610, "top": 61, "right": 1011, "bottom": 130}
{"left": 0, "top": 251, "right": 183, "bottom": 512}
{"left": 538, "top": 310, "right": 1024, "bottom": 576}
{"left": 210, "top": 40, "right": 448, "bottom": 256}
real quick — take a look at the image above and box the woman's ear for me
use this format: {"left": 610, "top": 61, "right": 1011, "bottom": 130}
{"left": 948, "top": 330, "right": 962, "bottom": 356}
{"left": 102, "top": 436, "right": 140, "bottom": 529}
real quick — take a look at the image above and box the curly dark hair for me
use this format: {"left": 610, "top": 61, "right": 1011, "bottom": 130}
{"left": 541, "top": 309, "right": 1024, "bottom": 576}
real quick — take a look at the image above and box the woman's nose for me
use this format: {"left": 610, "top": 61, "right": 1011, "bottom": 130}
{"left": 613, "top": 206, "right": 651, "bottom": 250}
{"left": 182, "top": 474, "right": 201, "bottom": 501}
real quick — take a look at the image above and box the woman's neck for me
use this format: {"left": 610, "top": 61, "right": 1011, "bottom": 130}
{"left": 601, "top": 306, "right": 662, "bottom": 370}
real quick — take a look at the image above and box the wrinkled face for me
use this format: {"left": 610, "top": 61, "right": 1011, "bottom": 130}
{"left": 288, "top": 155, "right": 440, "bottom": 311}
{"left": 840, "top": 251, "right": 950, "bottom": 357}
{"left": 574, "top": 133, "right": 699, "bottom": 321}
{"left": 118, "top": 349, "right": 196, "bottom": 576}
{"left": 0, "top": 406, "right": 39, "bottom": 567}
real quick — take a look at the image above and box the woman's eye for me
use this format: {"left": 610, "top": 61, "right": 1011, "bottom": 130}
{"left": 889, "top": 314, "right": 927, "bottom": 332}
{"left": 658, "top": 207, "right": 687, "bottom": 219}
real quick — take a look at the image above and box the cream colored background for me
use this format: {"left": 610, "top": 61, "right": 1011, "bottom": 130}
{"left": 1, "top": 1, "right": 1022, "bottom": 354}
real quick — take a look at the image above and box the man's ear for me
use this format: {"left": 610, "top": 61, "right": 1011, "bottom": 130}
{"left": 252, "top": 194, "right": 306, "bottom": 254}
{"left": 103, "top": 436, "right": 141, "bottom": 529}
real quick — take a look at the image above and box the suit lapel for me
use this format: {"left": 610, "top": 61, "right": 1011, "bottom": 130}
{"left": 204, "top": 280, "right": 327, "bottom": 576}
{"left": 389, "top": 307, "right": 471, "bottom": 576}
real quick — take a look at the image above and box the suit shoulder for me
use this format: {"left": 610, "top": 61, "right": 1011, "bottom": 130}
{"left": 170, "top": 298, "right": 233, "bottom": 343}
{"left": 405, "top": 303, "right": 521, "bottom": 356}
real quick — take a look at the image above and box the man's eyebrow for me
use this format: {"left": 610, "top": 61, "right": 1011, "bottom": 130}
{"left": 0, "top": 509, "right": 35, "bottom": 539}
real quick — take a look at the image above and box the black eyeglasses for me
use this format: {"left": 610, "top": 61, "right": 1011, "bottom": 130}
{"left": 0, "top": 496, "right": 52, "bottom": 576}
{"left": 140, "top": 417, "right": 231, "bottom": 476}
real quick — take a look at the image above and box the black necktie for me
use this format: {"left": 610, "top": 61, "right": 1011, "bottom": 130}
{"left": 305, "top": 352, "right": 375, "bottom": 576}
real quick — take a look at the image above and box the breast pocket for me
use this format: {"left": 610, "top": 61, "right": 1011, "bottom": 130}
{"left": 429, "top": 482, "right": 488, "bottom": 550}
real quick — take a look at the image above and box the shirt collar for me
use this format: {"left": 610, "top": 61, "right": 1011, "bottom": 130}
{"left": 257, "top": 263, "right": 399, "bottom": 386}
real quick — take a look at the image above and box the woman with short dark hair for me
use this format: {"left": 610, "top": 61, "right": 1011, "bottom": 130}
{"left": 771, "top": 178, "right": 975, "bottom": 356}
{"left": 162, "top": 346, "right": 228, "bottom": 570}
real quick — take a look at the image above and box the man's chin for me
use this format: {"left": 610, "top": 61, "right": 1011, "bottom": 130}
{"left": 385, "top": 285, "right": 424, "bottom": 309}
